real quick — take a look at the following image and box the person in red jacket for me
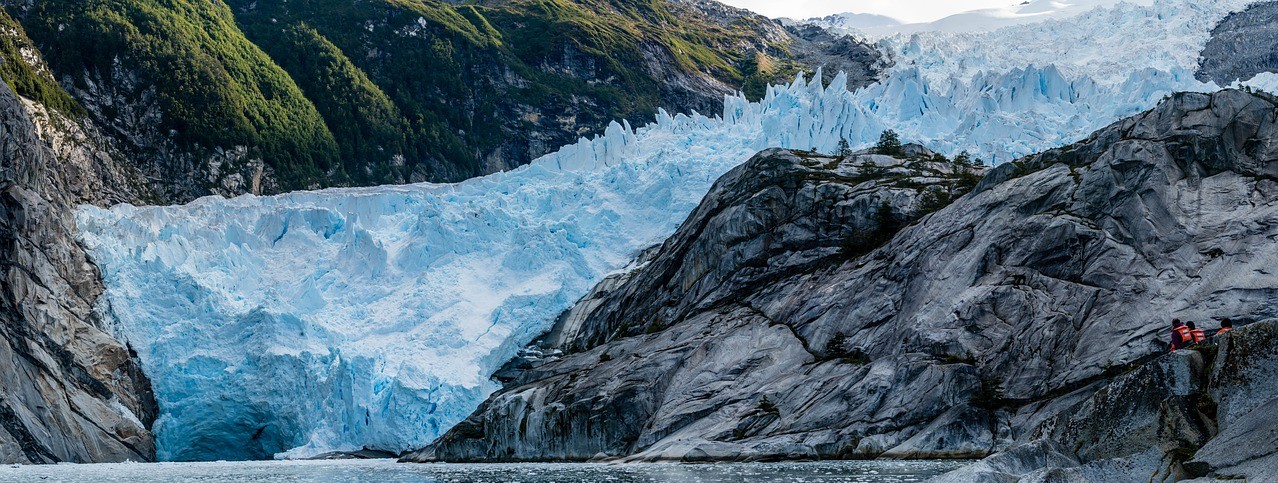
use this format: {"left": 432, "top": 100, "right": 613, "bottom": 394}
{"left": 1170, "top": 318, "right": 1192, "bottom": 351}
{"left": 1217, "top": 318, "right": 1233, "bottom": 336}
{"left": 1187, "top": 321, "right": 1207, "bottom": 345}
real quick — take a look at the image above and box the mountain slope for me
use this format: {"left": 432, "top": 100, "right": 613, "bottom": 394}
{"left": 409, "top": 89, "right": 1278, "bottom": 466}
{"left": 73, "top": 60, "right": 1218, "bottom": 461}
{"left": 19, "top": 0, "right": 341, "bottom": 200}
{"left": 2, "top": 0, "right": 884, "bottom": 203}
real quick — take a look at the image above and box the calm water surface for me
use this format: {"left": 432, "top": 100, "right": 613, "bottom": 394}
{"left": 0, "top": 459, "right": 967, "bottom": 482}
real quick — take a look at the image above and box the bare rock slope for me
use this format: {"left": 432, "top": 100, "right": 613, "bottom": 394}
{"left": 0, "top": 80, "right": 156, "bottom": 463}
{"left": 407, "top": 89, "right": 1278, "bottom": 468}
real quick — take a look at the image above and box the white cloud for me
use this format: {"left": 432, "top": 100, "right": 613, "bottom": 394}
{"left": 719, "top": 0, "right": 1022, "bottom": 22}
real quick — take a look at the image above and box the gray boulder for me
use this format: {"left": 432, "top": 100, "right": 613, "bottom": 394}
{"left": 928, "top": 440, "right": 1081, "bottom": 483}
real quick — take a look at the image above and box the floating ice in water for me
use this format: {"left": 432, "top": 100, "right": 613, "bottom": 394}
{"left": 76, "top": 0, "right": 1264, "bottom": 461}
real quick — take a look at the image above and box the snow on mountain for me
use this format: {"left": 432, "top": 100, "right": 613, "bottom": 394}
{"left": 799, "top": 0, "right": 1164, "bottom": 38}
{"left": 784, "top": 12, "right": 901, "bottom": 31}
{"left": 75, "top": 0, "right": 1271, "bottom": 461}
{"left": 824, "top": 0, "right": 1142, "bottom": 38}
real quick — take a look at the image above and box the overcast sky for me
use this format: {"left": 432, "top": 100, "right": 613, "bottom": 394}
{"left": 717, "top": 0, "right": 1020, "bottom": 23}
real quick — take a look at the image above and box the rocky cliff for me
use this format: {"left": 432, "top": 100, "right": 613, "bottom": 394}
{"left": 0, "top": 79, "right": 156, "bottom": 463}
{"left": 931, "top": 318, "right": 1278, "bottom": 482}
{"left": 406, "top": 88, "right": 1278, "bottom": 469}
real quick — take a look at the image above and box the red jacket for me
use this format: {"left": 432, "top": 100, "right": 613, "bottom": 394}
{"left": 1191, "top": 329, "right": 1206, "bottom": 344}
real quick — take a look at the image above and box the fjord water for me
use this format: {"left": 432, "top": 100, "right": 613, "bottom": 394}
{"left": 0, "top": 460, "right": 967, "bottom": 482}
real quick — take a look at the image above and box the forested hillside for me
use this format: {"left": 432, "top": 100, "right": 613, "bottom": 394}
{"left": 0, "top": 0, "right": 880, "bottom": 202}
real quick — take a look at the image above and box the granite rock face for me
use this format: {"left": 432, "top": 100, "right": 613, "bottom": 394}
{"left": 410, "top": 146, "right": 986, "bottom": 462}
{"left": 0, "top": 81, "right": 156, "bottom": 463}
{"left": 408, "top": 89, "right": 1278, "bottom": 464}
{"left": 933, "top": 319, "right": 1278, "bottom": 482}
{"left": 1185, "top": 320, "right": 1278, "bottom": 481}
{"left": 930, "top": 349, "right": 1214, "bottom": 482}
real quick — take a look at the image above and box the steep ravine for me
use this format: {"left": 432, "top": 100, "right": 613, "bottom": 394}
{"left": 406, "top": 88, "right": 1278, "bottom": 476}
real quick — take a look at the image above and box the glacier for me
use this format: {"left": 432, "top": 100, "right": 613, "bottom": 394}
{"left": 875, "top": 0, "right": 1256, "bottom": 86}
{"left": 806, "top": 0, "right": 1155, "bottom": 39}
{"left": 75, "top": 0, "right": 1277, "bottom": 461}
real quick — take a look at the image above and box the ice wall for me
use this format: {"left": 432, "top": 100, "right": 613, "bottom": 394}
{"left": 76, "top": 0, "right": 1268, "bottom": 461}
{"left": 882, "top": 0, "right": 1255, "bottom": 86}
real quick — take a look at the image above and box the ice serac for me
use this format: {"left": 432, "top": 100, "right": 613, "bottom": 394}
{"left": 874, "top": 0, "right": 1250, "bottom": 85}
{"left": 0, "top": 81, "right": 156, "bottom": 463}
{"left": 413, "top": 89, "right": 1278, "bottom": 466}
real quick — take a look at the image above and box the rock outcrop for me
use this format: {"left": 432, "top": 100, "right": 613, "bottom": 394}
{"left": 930, "top": 349, "right": 1212, "bottom": 482}
{"left": 1197, "top": 1, "right": 1278, "bottom": 86}
{"left": 1185, "top": 320, "right": 1278, "bottom": 480}
{"left": 934, "top": 318, "right": 1278, "bottom": 482}
{"left": 0, "top": 79, "right": 156, "bottom": 463}
{"left": 406, "top": 88, "right": 1278, "bottom": 465}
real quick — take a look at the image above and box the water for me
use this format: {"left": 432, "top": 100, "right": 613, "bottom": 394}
{"left": 0, "top": 459, "right": 967, "bottom": 482}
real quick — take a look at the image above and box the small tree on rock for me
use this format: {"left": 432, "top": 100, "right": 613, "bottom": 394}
{"left": 874, "top": 129, "right": 903, "bottom": 157}
{"left": 825, "top": 331, "right": 850, "bottom": 357}
{"left": 836, "top": 138, "right": 853, "bottom": 158}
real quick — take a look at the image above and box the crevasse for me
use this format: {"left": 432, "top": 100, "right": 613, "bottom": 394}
{"left": 76, "top": 1, "right": 1273, "bottom": 461}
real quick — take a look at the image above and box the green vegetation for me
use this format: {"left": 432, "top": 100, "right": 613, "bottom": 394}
{"left": 740, "top": 50, "right": 805, "bottom": 101}
{"left": 7, "top": 0, "right": 807, "bottom": 195}
{"left": 873, "top": 129, "right": 903, "bottom": 157}
{"left": 841, "top": 200, "right": 902, "bottom": 259}
{"left": 954, "top": 150, "right": 984, "bottom": 167}
{"left": 835, "top": 138, "right": 853, "bottom": 158}
{"left": 22, "top": 0, "right": 340, "bottom": 189}
{"left": 0, "top": 10, "right": 82, "bottom": 116}
{"left": 938, "top": 353, "right": 977, "bottom": 365}
{"left": 756, "top": 395, "right": 779, "bottom": 415}
{"left": 918, "top": 188, "right": 952, "bottom": 215}
{"left": 236, "top": 22, "right": 409, "bottom": 186}
{"left": 822, "top": 331, "right": 871, "bottom": 364}
{"left": 832, "top": 134, "right": 990, "bottom": 260}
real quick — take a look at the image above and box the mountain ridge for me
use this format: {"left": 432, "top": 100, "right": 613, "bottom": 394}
{"left": 0, "top": 0, "right": 884, "bottom": 204}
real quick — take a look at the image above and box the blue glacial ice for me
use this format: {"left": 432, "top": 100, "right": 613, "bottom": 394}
{"left": 74, "top": 0, "right": 1275, "bottom": 461}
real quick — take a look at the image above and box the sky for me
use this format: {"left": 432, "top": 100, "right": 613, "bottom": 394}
{"left": 716, "top": 0, "right": 1022, "bottom": 23}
